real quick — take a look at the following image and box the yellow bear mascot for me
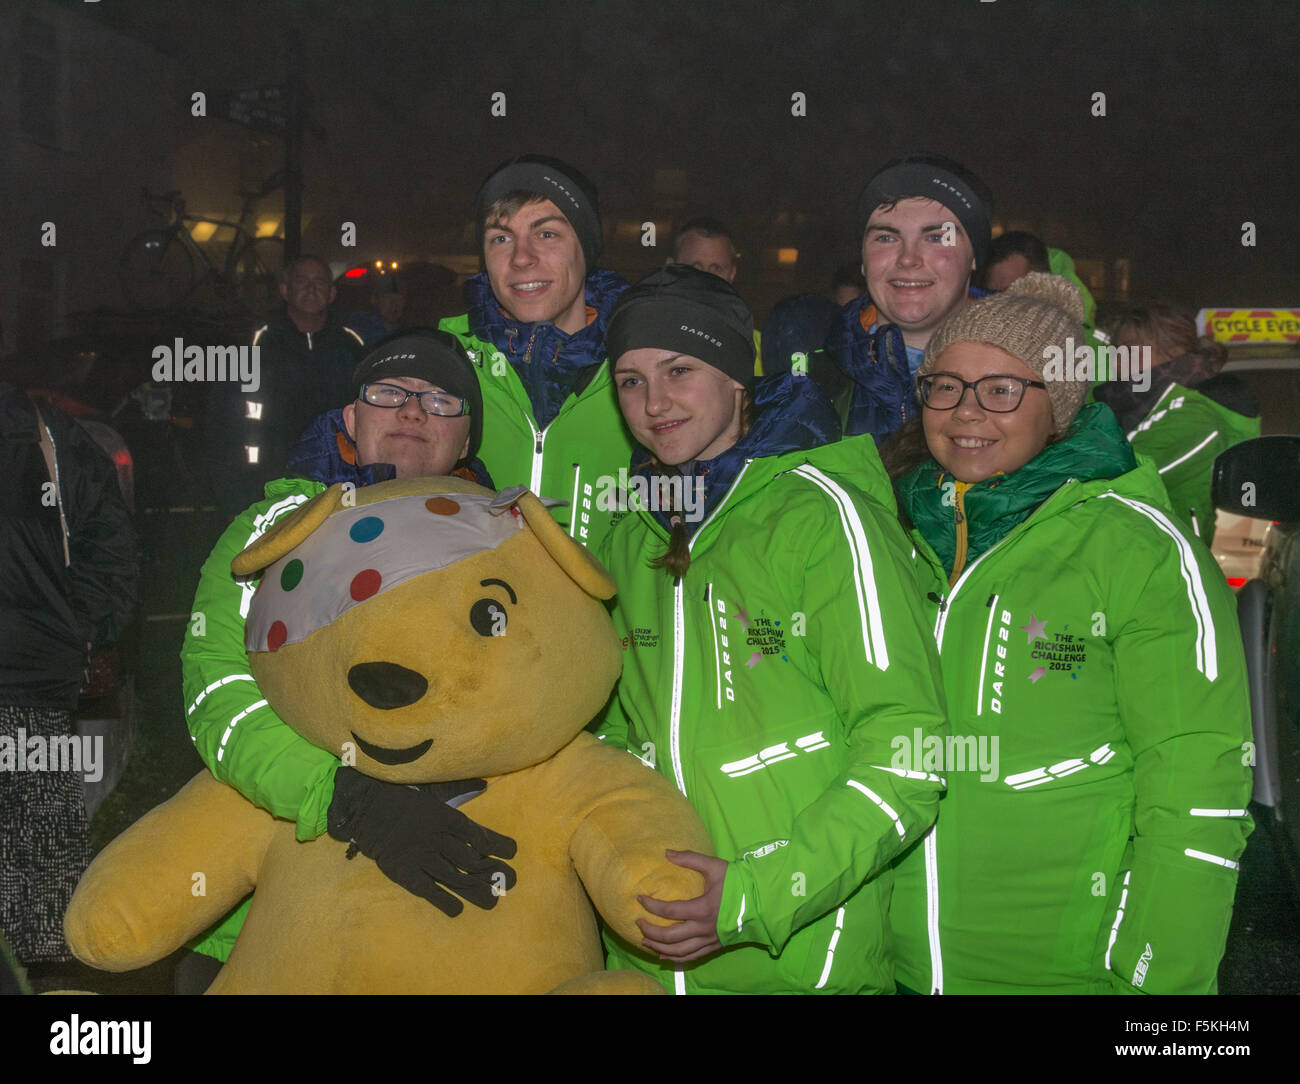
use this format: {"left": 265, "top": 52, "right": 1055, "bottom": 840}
{"left": 66, "top": 478, "right": 712, "bottom": 993}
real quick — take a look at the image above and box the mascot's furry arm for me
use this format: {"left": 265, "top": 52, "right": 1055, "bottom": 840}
{"left": 65, "top": 773, "right": 275, "bottom": 971}
{"left": 557, "top": 733, "right": 712, "bottom": 944}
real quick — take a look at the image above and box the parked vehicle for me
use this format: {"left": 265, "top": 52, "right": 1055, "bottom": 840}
{"left": 1213, "top": 436, "right": 1300, "bottom": 873}
{"left": 1203, "top": 317, "right": 1300, "bottom": 588}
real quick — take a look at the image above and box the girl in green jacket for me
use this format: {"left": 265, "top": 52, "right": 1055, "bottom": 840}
{"left": 882, "top": 273, "right": 1253, "bottom": 993}
{"left": 594, "top": 266, "right": 950, "bottom": 993}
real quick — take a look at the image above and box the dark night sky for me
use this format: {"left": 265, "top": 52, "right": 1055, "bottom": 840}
{"left": 87, "top": 0, "right": 1299, "bottom": 310}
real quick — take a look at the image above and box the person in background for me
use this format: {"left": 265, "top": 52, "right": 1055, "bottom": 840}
{"left": 980, "top": 232, "right": 1109, "bottom": 380}
{"left": 349, "top": 270, "right": 410, "bottom": 345}
{"left": 979, "top": 230, "right": 1051, "bottom": 292}
{"left": 1096, "top": 302, "right": 1260, "bottom": 546}
{"left": 761, "top": 293, "right": 847, "bottom": 407}
{"left": 0, "top": 382, "right": 137, "bottom": 976}
{"left": 670, "top": 216, "right": 765, "bottom": 377}
{"left": 830, "top": 261, "right": 866, "bottom": 308}
{"left": 883, "top": 274, "right": 1252, "bottom": 993}
{"left": 206, "top": 255, "right": 365, "bottom": 520}
{"left": 595, "top": 266, "right": 946, "bottom": 994}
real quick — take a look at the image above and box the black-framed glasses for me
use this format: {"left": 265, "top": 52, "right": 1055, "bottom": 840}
{"left": 361, "top": 382, "right": 469, "bottom": 417}
{"left": 918, "top": 373, "right": 1047, "bottom": 413}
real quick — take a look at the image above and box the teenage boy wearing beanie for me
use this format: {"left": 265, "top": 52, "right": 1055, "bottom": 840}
{"left": 176, "top": 332, "right": 515, "bottom": 992}
{"left": 826, "top": 153, "right": 995, "bottom": 443}
{"left": 439, "top": 155, "right": 635, "bottom": 553}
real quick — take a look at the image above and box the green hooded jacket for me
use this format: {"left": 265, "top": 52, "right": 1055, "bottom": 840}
{"left": 438, "top": 316, "right": 636, "bottom": 554}
{"left": 1127, "top": 381, "right": 1261, "bottom": 546}
{"left": 595, "top": 434, "right": 949, "bottom": 994}
{"left": 889, "top": 404, "right": 1253, "bottom": 994}
{"left": 181, "top": 475, "right": 335, "bottom": 961}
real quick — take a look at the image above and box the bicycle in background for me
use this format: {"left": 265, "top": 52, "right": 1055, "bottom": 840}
{"left": 121, "top": 171, "right": 285, "bottom": 314}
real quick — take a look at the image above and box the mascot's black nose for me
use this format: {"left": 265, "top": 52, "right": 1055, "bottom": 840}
{"left": 347, "top": 662, "right": 429, "bottom": 710}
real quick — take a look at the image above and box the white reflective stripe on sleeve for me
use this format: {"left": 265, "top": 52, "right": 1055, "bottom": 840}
{"left": 814, "top": 907, "right": 846, "bottom": 990}
{"left": 758, "top": 742, "right": 796, "bottom": 766}
{"left": 1157, "top": 431, "right": 1219, "bottom": 475}
{"left": 673, "top": 969, "right": 686, "bottom": 995}
{"left": 1098, "top": 494, "right": 1217, "bottom": 680}
{"left": 1105, "top": 870, "right": 1131, "bottom": 970}
{"left": 239, "top": 493, "right": 313, "bottom": 618}
{"left": 1190, "top": 808, "right": 1249, "bottom": 817}
{"left": 252, "top": 493, "right": 311, "bottom": 534}
{"left": 186, "top": 673, "right": 257, "bottom": 716}
{"left": 976, "top": 594, "right": 999, "bottom": 715}
{"left": 874, "top": 764, "right": 946, "bottom": 785}
{"left": 790, "top": 465, "right": 889, "bottom": 670}
{"left": 1127, "top": 383, "right": 1176, "bottom": 440}
{"left": 847, "top": 779, "right": 905, "bottom": 839}
{"left": 1185, "top": 847, "right": 1241, "bottom": 870}
{"left": 216, "top": 699, "right": 268, "bottom": 761}
{"left": 736, "top": 893, "right": 746, "bottom": 933}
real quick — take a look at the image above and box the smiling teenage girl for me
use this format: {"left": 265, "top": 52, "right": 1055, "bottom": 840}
{"left": 883, "top": 273, "right": 1253, "bottom": 993}
{"left": 594, "top": 265, "right": 949, "bottom": 994}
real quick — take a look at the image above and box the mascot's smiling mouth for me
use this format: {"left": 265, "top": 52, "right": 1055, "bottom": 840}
{"left": 350, "top": 731, "right": 434, "bottom": 766}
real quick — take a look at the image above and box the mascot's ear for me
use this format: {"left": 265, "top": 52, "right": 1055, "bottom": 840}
{"left": 492, "top": 486, "right": 617, "bottom": 601}
{"left": 231, "top": 483, "right": 350, "bottom": 576}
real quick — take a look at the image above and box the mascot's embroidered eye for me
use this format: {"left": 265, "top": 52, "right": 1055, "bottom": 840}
{"left": 470, "top": 598, "right": 507, "bottom": 637}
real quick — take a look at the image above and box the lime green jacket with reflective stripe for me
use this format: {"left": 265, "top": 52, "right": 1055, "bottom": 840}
{"left": 181, "top": 475, "right": 335, "bottom": 961}
{"left": 889, "top": 454, "right": 1253, "bottom": 994}
{"left": 437, "top": 315, "right": 636, "bottom": 554}
{"left": 595, "top": 435, "right": 948, "bottom": 994}
{"left": 1128, "top": 381, "right": 1261, "bottom": 546}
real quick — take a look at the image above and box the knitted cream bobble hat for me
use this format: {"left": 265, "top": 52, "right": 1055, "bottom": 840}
{"left": 918, "top": 272, "right": 1089, "bottom": 432}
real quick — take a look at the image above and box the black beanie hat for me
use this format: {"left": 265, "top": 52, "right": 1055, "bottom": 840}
{"left": 606, "top": 265, "right": 755, "bottom": 387}
{"left": 856, "top": 153, "right": 995, "bottom": 268}
{"left": 352, "top": 330, "right": 483, "bottom": 459}
{"left": 474, "top": 154, "right": 602, "bottom": 270}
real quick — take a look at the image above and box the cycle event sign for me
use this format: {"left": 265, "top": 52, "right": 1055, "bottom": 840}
{"left": 219, "top": 85, "right": 288, "bottom": 135}
{"left": 1197, "top": 308, "right": 1300, "bottom": 343}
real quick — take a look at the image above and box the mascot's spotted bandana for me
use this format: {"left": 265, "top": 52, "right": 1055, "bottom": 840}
{"left": 245, "top": 487, "right": 560, "bottom": 652}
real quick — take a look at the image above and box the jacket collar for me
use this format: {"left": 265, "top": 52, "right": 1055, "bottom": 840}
{"left": 463, "top": 268, "right": 628, "bottom": 429}
{"left": 463, "top": 268, "right": 627, "bottom": 363}
{"left": 897, "top": 402, "right": 1138, "bottom": 574}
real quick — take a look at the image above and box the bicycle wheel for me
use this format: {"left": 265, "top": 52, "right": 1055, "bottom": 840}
{"left": 233, "top": 236, "right": 285, "bottom": 315}
{"left": 121, "top": 230, "right": 196, "bottom": 311}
